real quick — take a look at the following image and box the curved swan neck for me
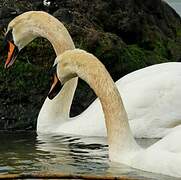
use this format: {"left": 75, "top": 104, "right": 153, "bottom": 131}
{"left": 9, "top": 11, "right": 77, "bottom": 121}
{"left": 9, "top": 11, "right": 75, "bottom": 55}
{"left": 30, "top": 21, "right": 75, "bottom": 56}
{"left": 59, "top": 50, "right": 140, "bottom": 156}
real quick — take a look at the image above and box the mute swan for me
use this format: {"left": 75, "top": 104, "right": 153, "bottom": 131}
{"left": 3, "top": 11, "right": 181, "bottom": 138}
{"left": 48, "top": 49, "right": 181, "bottom": 178}
{"left": 3, "top": 11, "right": 78, "bottom": 130}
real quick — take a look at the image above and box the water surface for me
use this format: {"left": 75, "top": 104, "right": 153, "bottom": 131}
{"left": 0, "top": 132, "right": 178, "bottom": 179}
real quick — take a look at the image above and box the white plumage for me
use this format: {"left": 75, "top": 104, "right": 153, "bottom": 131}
{"left": 39, "top": 62, "right": 181, "bottom": 138}
{"left": 51, "top": 49, "right": 181, "bottom": 178}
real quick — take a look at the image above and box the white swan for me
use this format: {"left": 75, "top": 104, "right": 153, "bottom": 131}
{"left": 48, "top": 49, "right": 181, "bottom": 178}
{"left": 4, "top": 11, "right": 181, "bottom": 137}
{"left": 3, "top": 11, "right": 78, "bottom": 130}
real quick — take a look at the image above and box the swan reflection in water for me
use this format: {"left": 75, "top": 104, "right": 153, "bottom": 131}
{"left": 36, "top": 132, "right": 109, "bottom": 174}
{"left": 0, "top": 132, "right": 176, "bottom": 180}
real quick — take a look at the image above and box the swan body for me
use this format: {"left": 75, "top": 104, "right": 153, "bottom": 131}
{"left": 120, "top": 62, "right": 181, "bottom": 138}
{"left": 5, "top": 11, "right": 181, "bottom": 138}
{"left": 40, "top": 62, "right": 181, "bottom": 138}
{"left": 51, "top": 49, "right": 181, "bottom": 177}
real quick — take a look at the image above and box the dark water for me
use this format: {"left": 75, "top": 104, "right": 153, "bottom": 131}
{"left": 0, "top": 132, "right": 178, "bottom": 179}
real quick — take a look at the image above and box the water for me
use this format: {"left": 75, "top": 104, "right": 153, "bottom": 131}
{"left": 165, "top": 0, "right": 181, "bottom": 16}
{"left": 0, "top": 132, "right": 178, "bottom": 179}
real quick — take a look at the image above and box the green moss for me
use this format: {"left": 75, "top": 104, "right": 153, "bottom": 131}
{"left": 0, "top": 61, "right": 49, "bottom": 91}
{"left": 176, "top": 27, "right": 181, "bottom": 37}
{"left": 127, "top": 45, "right": 147, "bottom": 68}
{"left": 75, "top": 37, "right": 88, "bottom": 50}
{"left": 153, "top": 41, "right": 168, "bottom": 58}
{"left": 0, "top": 59, "right": 50, "bottom": 130}
{"left": 167, "top": 39, "right": 181, "bottom": 61}
{"left": 19, "top": 38, "right": 55, "bottom": 67}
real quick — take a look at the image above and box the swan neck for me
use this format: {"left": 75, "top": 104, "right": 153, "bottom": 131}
{"left": 14, "top": 12, "right": 75, "bottom": 55}
{"left": 61, "top": 51, "right": 139, "bottom": 156}
{"left": 30, "top": 23, "right": 75, "bottom": 56}
{"left": 18, "top": 13, "right": 77, "bottom": 119}
{"left": 92, "top": 72, "right": 139, "bottom": 154}
{"left": 26, "top": 14, "right": 77, "bottom": 119}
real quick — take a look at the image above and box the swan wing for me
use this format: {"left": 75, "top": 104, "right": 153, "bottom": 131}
{"left": 116, "top": 62, "right": 181, "bottom": 138}
{"left": 148, "top": 125, "right": 181, "bottom": 153}
{"left": 130, "top": 125, "right": 181, "bottom": 177}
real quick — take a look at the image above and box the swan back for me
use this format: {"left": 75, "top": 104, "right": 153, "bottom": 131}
{"left": 116, "top": 62, "right": 181, "bottom": 137}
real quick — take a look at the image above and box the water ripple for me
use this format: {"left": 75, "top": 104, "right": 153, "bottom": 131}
{"left": 0, "top": 132, "right": 178, "bottom": 179}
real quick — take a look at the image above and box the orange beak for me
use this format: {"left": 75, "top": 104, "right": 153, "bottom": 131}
{"left": 49, "top": 74, "right": 60, "bottom": 94}
{"left": 5, "top": 41, "right": 16, "bottom": 68}
{"left": 4, "top": 41, "right": 16, "bottom": 68}
{"left": 48, "top": 73, "right": 63, "bottom": 100}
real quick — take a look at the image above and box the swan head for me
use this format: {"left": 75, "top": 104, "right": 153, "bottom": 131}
{"left": 3, "top": 12, "right": 39, "bottom": 68}
{"left": 2, "top": 29, "right": 19, "bottom": 69}
{"left": 48, "top": 50, "right": 79, "bottom": 99}
{"left": 48, "top": 63, "right": 63, "bottom": 100}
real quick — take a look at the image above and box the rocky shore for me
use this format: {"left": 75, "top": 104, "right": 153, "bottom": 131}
{"left": 0, "top": 0, "right": 180, "bottom": 130}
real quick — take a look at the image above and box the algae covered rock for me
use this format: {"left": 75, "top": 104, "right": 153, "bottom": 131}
{"left": 0, "top": 0, "right": 180, "bottom": 130}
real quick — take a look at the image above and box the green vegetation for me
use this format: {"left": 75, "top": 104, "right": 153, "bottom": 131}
{"left": 0, "top": 37, "right": 53, "bottom": 130}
